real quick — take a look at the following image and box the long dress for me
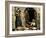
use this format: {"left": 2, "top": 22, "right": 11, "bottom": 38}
{"left": 15, "top": 11, "right": 22, "bottom": 28}
{"left": 15, "top": 16, "right": 22, "bottom": 28}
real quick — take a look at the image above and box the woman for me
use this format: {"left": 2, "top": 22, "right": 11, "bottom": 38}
{"left": 24, "top": 8, "right": 37, "bottom": 29}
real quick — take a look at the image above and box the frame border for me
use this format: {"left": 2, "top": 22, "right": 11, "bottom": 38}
{"left": 5, "top": 1, "right": 45, "bottom": 37}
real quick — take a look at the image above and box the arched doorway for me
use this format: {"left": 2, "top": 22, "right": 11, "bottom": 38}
{"left": 24, "top": 8, "right": 37, "bottom": 29}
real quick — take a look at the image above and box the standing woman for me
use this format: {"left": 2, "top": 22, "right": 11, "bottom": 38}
{"left": 15, "top": 8, "right": 22, "bottom": 29}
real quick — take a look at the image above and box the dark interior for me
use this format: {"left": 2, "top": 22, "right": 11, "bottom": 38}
{"left": 25, "top": 8, "right": 36, "bottom": 22}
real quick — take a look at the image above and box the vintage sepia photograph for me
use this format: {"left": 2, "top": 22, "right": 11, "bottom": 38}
{"left": 12, "top": 7, "right": 40, "bottom": 31}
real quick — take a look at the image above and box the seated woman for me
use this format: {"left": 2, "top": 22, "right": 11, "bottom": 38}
{"left": 24, "top": 8, "right": 37, "bottom": 28}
